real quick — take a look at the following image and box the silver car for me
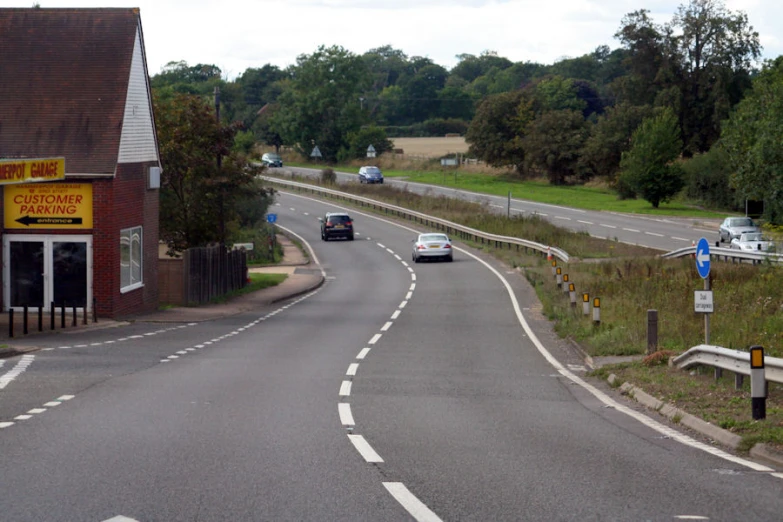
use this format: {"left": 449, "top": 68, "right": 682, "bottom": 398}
{"left": 412, "top": 233, "right": 453, "bottom": 262}
{"left": 719, "top": 217, "right": 760, "bottom": 243}
{"left": 730, "top": 232, "right": 775, "bottom": 252}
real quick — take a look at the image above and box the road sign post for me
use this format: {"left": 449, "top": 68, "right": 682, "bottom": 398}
{"left": 695, "top": 237, "right": 712, "bottom": 344}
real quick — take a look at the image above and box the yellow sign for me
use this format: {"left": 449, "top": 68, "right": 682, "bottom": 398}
{"left": 0, "top": 157, "right": 65, "bottom": 185}
{"left": 4, "top": 183, "right": 93, "bottom": 229}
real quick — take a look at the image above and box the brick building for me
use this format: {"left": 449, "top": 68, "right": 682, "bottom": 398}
{"left": 0, "top": 8, "right": 160, "bottom": 318}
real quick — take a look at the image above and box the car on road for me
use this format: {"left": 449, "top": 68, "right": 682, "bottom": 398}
{"left": 358, "top": 166, "right": 383, "bottom": 184}
{"left": 718, "top": 216, "right": 760, "bottom": 243}
{"left": 319, "top": 212, "right": 354, "bottom": 241}
{"left": 261, "top": 152, "right": 283, "bottom": 168}
{"left": 412, "top": 233, "right": 453, "bottom": 262}
{"left": 730, "top": 232, "right": 775, "bottom": 252}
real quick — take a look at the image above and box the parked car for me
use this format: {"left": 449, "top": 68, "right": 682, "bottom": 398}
{"left": 718, "top": 216, "right": 760, "bottom": 243}
{"left": 730, "top": 232, "right": 775, "bottom": 252}
{"left": 412, "top": 233, "right": 453, "bottom": 262}
{"left": 319, "top": 212, "right": 354, "bottom": 241}
{"left": 261, "top": 152, "right": 283, "bottom": 168}
{"left": 358, "top": 166, "right": 383, "bottom": 184}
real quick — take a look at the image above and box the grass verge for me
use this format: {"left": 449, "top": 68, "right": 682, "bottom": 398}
{"left": 208, "top": 273, "right": 287, "bottom": 305}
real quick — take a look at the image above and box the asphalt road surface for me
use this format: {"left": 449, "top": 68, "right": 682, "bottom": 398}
{"left": 283, "top": 165, "right": 721, "bottom": 253}
{"left": 0, "top": 192, "right": 780, "bottom": 521}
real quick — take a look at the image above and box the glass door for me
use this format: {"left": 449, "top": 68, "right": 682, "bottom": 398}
{"left": 9, "top": 240, "right": 45, "bottom": 308}
{"left": 3, "top": 235, "right": 92, "bottom": 311}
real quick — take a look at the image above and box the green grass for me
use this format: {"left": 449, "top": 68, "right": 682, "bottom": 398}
{"left": 208, "top": 273, "right": 287, "bottom": 304}
{"left": 287, "top": 161, "right": 729, "bottom": 219}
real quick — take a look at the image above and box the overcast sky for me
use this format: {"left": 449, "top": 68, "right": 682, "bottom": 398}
{"left": 8, "top": 1, "right": 782, "bottom": 79}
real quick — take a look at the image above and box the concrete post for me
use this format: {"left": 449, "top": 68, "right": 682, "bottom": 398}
{"left": 647, "top": 309, "right": 658, "bottom": 355}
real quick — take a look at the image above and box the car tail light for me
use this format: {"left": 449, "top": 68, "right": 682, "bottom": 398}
{"left": 325, "top": 222, "right": 333, "bottom": 228}
{"left": 443, "top": 244, "right": 451, "bottom": 249}
{"left": 346, "top": 221, "right": 352, "bottom": 226}
{"left": 417, "top": 244, "right": 427, "bottom": 250}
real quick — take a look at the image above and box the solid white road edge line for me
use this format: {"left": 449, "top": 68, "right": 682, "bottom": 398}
{"left": 461, "top": 245, "right": 777, "bottom": 474}
{"left": 274, "top": 223, "right": 326, "bottom": 277}
{"left": 338, "top": 403, "right": 355, "bottom": 426}
{"left": 383, "top": 482, "right": 443, "bottom": 522}
{"left": 347, "top": 434, "right": 384, "bottom": 463}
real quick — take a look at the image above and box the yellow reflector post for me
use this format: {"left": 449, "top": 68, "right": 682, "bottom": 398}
{"left": 750, "top": 346, "right": 764, "bottom": 369}
{"left": 583, "top": 293, "right": 589, "bottom": 302}
{"left": 593, "top": 298, "right": 600, "bottom": 308}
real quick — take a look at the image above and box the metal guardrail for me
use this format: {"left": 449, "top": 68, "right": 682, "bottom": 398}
{"left": 673, "top": 345, "right": 783, "bottom": 384}
{"left": 662, "top": 245, "right": 783, "bottom": 264}
{"left": 262, "top": 176, "right": 571, "bottom": 263}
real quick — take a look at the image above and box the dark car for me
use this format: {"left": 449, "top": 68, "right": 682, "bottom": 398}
{"left": 261, "top": 152, "right": 283, "bottom": 168}
{"left": 358, "top": 166, "right": 383, "bottom": 184}
{"left": 319, "top": 212, "right": 354, "bottom": 241}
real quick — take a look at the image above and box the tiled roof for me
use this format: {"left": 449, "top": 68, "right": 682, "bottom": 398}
{"left": 0, "top": 8, "right": 142, "bottom": 175}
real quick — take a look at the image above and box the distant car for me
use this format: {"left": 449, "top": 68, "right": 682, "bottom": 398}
{"left": 319, "top": 212, "right": 354, "bottom": 241}
{"left": 412, "top": 233, "right": 453, "bottom": 262}
{"left": 719, "top": 216, "right": 760, "bottom": 243}
{"left": 261, "top": 152, "right": 283, "bottom": 168}
{"left": 730, "top": 232, "right": 775, "bottom": 253}
{"left": 358, "top": 166, "right": 383, "bottom": 184}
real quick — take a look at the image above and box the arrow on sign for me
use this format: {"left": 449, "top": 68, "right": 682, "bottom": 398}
{"left": 697, "top": 250, "right": 710, "bottom": 266}
{"left": 15, "top": 215, "right": 83, "bottom": 226}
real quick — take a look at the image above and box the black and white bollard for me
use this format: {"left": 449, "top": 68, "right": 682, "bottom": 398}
{"left": 750, "top": 345, "right": 766, "bottom": 420}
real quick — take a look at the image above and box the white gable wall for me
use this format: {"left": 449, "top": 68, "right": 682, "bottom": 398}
{"left": 117, "top": 27, "right": 159, "bottom": 164}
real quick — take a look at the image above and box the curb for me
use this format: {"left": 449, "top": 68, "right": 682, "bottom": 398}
{"left": 269, "top": 272, "right": 325, "bottom": 304}
{"left": 608, "top": 374, "right": 783, "bottom": 468}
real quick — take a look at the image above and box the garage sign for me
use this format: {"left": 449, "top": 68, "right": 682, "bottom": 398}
{"left": 0, "top": 157, "right": 65, "bottom": 185}
{"left": 4, "top": 183, "right": 93, "bottom": 229}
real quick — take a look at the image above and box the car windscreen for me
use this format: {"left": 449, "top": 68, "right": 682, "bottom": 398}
{"left": 365, "top": 168, "right": 381, "bottom": 174}
{"left": 731, "top": 218, "right": 753, "bottom": 227}
{"left": 266, "top": 154, "right": 281, "bottom": 160}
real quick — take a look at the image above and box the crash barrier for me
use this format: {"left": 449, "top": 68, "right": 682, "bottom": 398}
{"left": 261, "top": 176, "right": 570, "bottom": 263}
{"left": 672, "top": 344, "right": 783, "bottom": 388}
{"left": 8, "top": 299, "right": 98, "bottom": 338}
{"left": 661, "top": 245, "right": 783, "bottom": 265}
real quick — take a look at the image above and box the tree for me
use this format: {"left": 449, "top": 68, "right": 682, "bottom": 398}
{"left": 721, "top": 56, "right": 783, "bottom": 223}
{"left": 272, "top": 45, "right": 369, "bottom": 162}
{"left": 521, "top": 110, "right": 590, "bottom": 184}
{"left": 581, "top": 102, "right": 656, "bottom": 181}
{"left": 154, "top": 93, "right": 271, "bottom": 253}
{"left": 465, "top": 90, "right": 531, "bottom": 171}
{"left": 619, "top": 109, "right": 685, "bottom": 208}
{"left": 342, "top": 126, "right": 394, "bottom": 161}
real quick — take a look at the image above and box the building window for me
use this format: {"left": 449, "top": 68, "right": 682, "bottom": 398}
{"left": 120, "top": 226, "right": 143, "bottom": 292}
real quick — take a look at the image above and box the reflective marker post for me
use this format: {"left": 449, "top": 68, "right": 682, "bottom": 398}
{"left": 593, "top": 298, "right": 601, "bottom": 326}
{"left": 582, "top": 293, "right": 590, "bottom": 316}
{"left": 750, "top": 345, "right": 766, "bottom": 420}
{"left": 556, "top": 267, "right": 562, "bottom": 288}
{"left": 562, "top": 274, "right": 569, "bottom": 294}
{"left": 551, "top": 259, "right": 557, "bottom": 276}
{"left": 568, "top": 283, "right": 576, "bottom": 307}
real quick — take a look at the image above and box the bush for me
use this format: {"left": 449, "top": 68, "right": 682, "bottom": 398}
{"left": 382, "top": 119, "right": 469, "bottom": 138}
{"left": 321, "top": 168, "right": 337, "bottom": 184}
{"left": 681, "top": 147, "right": 739, "bottom": 210}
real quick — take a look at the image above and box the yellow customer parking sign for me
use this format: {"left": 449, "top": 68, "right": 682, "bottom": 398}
{"left": 4, "top": 183, "right": 93, "bottom": 229}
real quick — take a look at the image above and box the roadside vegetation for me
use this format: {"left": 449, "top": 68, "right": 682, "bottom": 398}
{"left": 208, "top": 273, "right": 286, "bottom": 304}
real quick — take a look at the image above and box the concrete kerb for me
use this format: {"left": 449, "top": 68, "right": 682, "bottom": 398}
{"left": 607, "top": 373, "right": 783, "bottom": 468}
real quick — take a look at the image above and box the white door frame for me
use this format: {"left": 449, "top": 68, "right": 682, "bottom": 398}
{"left": 3, "top": 234, "right": 93, "bottom": 312}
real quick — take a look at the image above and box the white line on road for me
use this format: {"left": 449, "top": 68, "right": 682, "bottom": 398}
{"left": 391, "top": 310, "right": 401, "bottom": 320}
{"left": 381, "top": 322, "right": 392, "bottom": 331}
{"left": 27, "top": 408, "right": 46, "bottom": 414}
{"left": 411, "top": 273, "right": 416, "bottom": 281}
{"left": 400, "top": 301, "right": 407, "bottom": 308}
{"left": 406, "top": 292, "right": 413, "bottom": 300}
{"left": 0, "top": 422, "right": 14, "bottom": 428}
{"left": 623, "top": 228, "right": 640, "bottom": 233}
{"left": 338, "top": 403, "right": 355, "bottom": 426}
{"left": 410, "top": 283, "right": 416, "bottom": 291}
{"left": 555, "top": 216, "right": 571, "bottom": 221}
{"left": 339, "top": 381, "right": 352, "bottom": 396}
{"left": 377, "top": 243, "right": 386, "bottom": 249}
{"left": 346, "top": 363, "right": 359, "bottom": 376}
{"left": 15, "top": 415, "right": 32, "bottom": 420}
{"left": 386, "top": 248, "right": 395, "bottom": 254}
{"left": 383, "top": 483, "right": 443, "bottom": 522}
{"left": 600, "top": 224, "right": 617, "bottom": 229}
{"left": 395, "top": 254, "right": 402, "bottom": 261}
{"left": 645, "top": 232, "right": 664, "bottom": 237}
{"left": 357, "top": 348, "right": 371, "bottom": 359}
{"left": 368, "top": 334, "right": 382, "bottom": 345}
{"left": 0, "top": 355, "right": 35, "bottom": 390}
{"left": 577, "top": 220, "right": 594, "bottom": 225}
{"left": 58, "top": 395, "right": 75, "bottom": 401}
{"left": 347, "top": 434, "right": 383, "bottom": 463}
{"left": 43, "top": 401, "right": 61, "bottom": 407}
{"left": 407, "top": 266, "right": 414, "bottom": 273}
{"left": 672, "top": 237, "right": 690, "bottom": 241}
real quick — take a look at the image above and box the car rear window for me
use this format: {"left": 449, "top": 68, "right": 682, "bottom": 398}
{"left": 365, "top": 167, "right": 381, "bottom": 174}
{"left": 328, "top": 215, "right": 351, "bottom": 224}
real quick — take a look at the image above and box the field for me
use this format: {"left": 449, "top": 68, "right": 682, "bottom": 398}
{"left": 391, "top": 137, "right": 469, "bottom": 158}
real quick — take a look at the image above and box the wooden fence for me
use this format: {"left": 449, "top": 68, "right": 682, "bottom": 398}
{"left": 159, "top": 246, "right": 248, "bottom": 306}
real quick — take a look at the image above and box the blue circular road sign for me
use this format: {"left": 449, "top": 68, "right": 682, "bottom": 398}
{"left": 696, "top": 237, "right": 710, "bottom": 279}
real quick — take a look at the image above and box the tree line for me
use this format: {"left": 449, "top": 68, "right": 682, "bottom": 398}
{"left": 151, "top": 0, "right": 783, "bottom": 251}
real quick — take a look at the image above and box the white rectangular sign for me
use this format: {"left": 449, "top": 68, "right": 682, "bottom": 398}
{"left": 694, "top": 290, "right": 714, "bottom": 313}
{"left": 233, "top": 242, "right": 254, "bottom": 251}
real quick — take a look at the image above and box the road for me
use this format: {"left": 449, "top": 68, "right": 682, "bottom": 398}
{"left": 0, "top": 192, "right": 781, "bottom": 521}
{"left": 282, "top": 165, "right": 720, "bottom": 252}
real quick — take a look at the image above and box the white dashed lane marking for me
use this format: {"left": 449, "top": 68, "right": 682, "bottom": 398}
{"left": 346, "top": 363, "right": 359, "bottom": 376}
{"left": 368, "top": 334, "right": 382, "bottom": 345}
{"left": 623, "top": 228, "right": 640, "bottom": 233}
{"left": 600, "top": 224, "right": 617, "bottom": 229}
{"left": 339, "top": 381, "right": 352, "bottom": 397}
{"left": 381, "top": 322, "right": 392, "bottom": 331}
{"left": 383, "top": 483, "right": 444, "bottom": 522}
{"left": 338, "top": 403, "right": 355, "bottom": 426}
{"left": 348, "top": 434, "right": 384, "bottom": 463}
{"left": 357, "top": 348, "right": 370, "bottom": 359}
